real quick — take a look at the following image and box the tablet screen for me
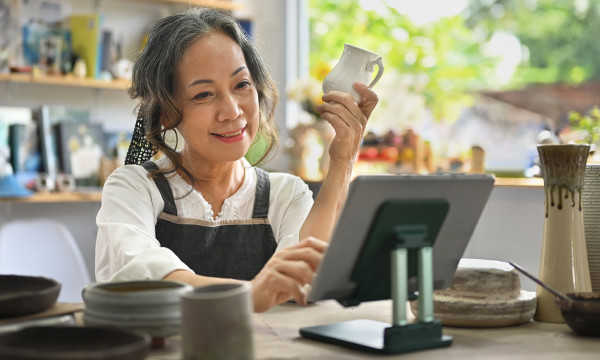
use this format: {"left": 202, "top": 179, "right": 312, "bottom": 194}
{"left": 307, "top": 173, "right": 495, "bottom": 305}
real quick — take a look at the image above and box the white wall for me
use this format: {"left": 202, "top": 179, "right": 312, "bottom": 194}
{"left": 464, "top": 185, "right": 545, "bottom": 291}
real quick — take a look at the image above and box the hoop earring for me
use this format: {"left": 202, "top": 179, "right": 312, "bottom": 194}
{"left": 162, "top": 127, "right": 182, "bottom": 152}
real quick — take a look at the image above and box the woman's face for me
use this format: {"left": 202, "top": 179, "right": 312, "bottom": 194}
{"left": 173, "top": 31, "right": 259, "bottom": 166}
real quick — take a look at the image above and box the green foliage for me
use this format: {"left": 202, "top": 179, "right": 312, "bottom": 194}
{"left": 464, "top": 0, "right": 600, "bottom": 86}
{"left": 308, "top": 0, "right": 600, "bottom": 124}
{"left": 569, "top": 107, "right": 600, "bottom": 145}
{"left": 308, "top": 0, "right": 498, "bottom": 122}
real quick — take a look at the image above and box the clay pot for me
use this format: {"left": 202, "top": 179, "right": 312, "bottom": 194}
{"left": 555, "top": 292, "right": 600, "bottom": 337}
{"left": 82, "top": 280, "right": 192, "bottom": 340}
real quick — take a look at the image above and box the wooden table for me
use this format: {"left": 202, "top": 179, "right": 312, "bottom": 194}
{"left": 148, "top": 299, "right": 600, "bottom": 360}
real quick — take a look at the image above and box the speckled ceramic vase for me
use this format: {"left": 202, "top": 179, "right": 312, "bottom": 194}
{"left": 536, "top": 144, "right": 592, "bottom": 323}
{"left": 583, "top": 164, "right": 600, "bottom": 291}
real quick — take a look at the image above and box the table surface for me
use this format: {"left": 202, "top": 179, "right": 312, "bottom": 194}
{"left": 147, "top": 299, "right": 600, "bottom": 360}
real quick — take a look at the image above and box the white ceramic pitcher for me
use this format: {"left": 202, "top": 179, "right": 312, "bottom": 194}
{"left": 322, "top": 43, "right": 384, "bottom": 103}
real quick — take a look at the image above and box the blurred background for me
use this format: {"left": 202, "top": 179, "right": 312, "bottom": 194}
{"left": 287, "top": 0, "right": 600, "bottom": 181}
{"left": 0, "top": 0, "right": 599, "bottom": 281}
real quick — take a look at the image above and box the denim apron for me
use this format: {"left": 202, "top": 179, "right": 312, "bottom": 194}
{"left": 142, "top": 162, "right": 277, "bottom": 281}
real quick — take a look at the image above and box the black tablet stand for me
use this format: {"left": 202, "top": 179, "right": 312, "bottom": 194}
{"left": 300, "top": 200, "right": 453, "bottom": 354}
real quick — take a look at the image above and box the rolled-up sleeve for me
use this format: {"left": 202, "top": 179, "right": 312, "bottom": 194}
{"left": 95, "top": 165, "right": 192, "bottom": 282}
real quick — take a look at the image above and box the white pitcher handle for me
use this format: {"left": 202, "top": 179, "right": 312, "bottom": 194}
{"left": 367, "top": 56, "right": 384, "bottom": 88}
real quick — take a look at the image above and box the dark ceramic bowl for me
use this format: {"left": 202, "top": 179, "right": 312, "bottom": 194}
{"left": 0, "top": 326, "right": 150, "bottom": 360}
{"left": 555, "top": 292, "right": 600, "bottom": 337}
{"left": 0, "top": 275, "right": 61, "bottom": 318}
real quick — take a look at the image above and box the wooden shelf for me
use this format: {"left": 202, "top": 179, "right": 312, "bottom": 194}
{"left": 494, "top": 177, "right": 544, "bottom": 187}
{"left": 0, "top": 73, "right": 130, "bottom": 91}
{"left": 135, "top": 0, "right": 243, "bottom": 10}
{"left": 0, "top": 191, "right": 102, "bottom": 203}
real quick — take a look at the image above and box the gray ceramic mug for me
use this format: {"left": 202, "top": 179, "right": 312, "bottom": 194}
{"left": 181, "top": 282, "right": 254, "bottom": 360}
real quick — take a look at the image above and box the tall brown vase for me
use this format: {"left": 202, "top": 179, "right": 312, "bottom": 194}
{"left": 535, "top": 144, "right": 592, "bottom": 323}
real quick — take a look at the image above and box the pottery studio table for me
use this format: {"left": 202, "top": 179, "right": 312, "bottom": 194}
{"left": 143, "top": 299, "right": 600, "bottom": 360}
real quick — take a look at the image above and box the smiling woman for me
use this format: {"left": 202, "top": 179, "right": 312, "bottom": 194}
{"left": 94, "top": 7, "right": 380, "bottom": 313}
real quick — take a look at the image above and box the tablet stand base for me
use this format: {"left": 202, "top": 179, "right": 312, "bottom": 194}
{"left": 300, "top": 318, "right": 452, "bottom": 354}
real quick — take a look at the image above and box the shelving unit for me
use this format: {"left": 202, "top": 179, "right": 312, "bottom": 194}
{"left": 133, "top": 0, "right": 243, "bottom": 10}
{"left": 0, "top": 73, "right": 130, "bottom": 91}
{"left": 0, "top": 191, "right": 102, "bottom": 203}
{"left": 0, "top": 0, "right": 243, "bottom": 90}
{"left": 493, "top": 177, "right": 543, "bottom": 187}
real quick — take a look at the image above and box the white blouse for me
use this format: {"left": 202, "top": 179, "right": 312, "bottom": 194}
{"left": 95, "top": 157, "right": 313, "bottom": 282}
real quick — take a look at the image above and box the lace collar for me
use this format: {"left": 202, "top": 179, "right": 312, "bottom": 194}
{"left": 155, "top": 157, "right": 255, "bottom": 221}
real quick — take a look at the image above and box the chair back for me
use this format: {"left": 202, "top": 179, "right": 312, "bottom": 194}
{"left": 0, "top": 219, "right": 91, "bottom": 302}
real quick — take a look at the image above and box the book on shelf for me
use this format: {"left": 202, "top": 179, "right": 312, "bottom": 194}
{"left": 8, "top": 122, "right": 42, "bottom": 190}
{"left": 18, "top": 0, "right": 69, "bottom": 69}
{"left": 36, "top": 105, "right": 91, "bottom": 180}
{"left": 70, "top": 13, "right": 104, "bottom": 79}
{"left": 238, "top": 19, "right": 252, "bottom": 39}
{"left": 54, "top": 121, "right": 106, "bottom": 187}
{"left": 37, "top": 105, "right": 57, "bottom": 179}
{"left": 0, "top": 106, "right": 33, "bottom": 164}
{"left": 100, "top": 29, "right": 115, "bottom": 75}
{"left": 9, "top": 123, "right": 41, "bottom": 173}
{"left": 105, "top": 130, "right": 132, "bottom": 164}
{"left": 0, "top": 0, "right": 23, "bottom": 70}
{"left": 0, "top": 106, "right": 36, "bottom": 190}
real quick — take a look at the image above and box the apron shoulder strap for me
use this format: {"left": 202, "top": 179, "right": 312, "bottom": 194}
{"left": 141, "top": 161, "right": 178, "bottom": 216}
{"left": 252, "top": 167, "right": 270, "bottom": 219}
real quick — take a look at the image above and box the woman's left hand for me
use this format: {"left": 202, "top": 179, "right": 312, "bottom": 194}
{"left": 316, "top": 82, "right": 379, "bottom": 165}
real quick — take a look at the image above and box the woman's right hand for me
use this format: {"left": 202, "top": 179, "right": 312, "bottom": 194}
{"left": 250, "top": 237, "right": 328, "bottom": 313}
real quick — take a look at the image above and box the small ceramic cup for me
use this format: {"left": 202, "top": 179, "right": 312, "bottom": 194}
{"left": 181, "top": 282, "right": 254, "bottom": 360}
{"left": 322, "top": 43, "right": 384, "bottom": 103}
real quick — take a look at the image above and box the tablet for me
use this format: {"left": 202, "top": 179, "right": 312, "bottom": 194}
{"left": 307, "top": 173, "right": 495, "bottom": 304}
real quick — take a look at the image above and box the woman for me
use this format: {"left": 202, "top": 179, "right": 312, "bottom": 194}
{"left": 95, "top": 8, "right": 378, "bottom": 312}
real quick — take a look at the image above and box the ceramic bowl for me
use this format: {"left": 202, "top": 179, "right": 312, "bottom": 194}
{"left": 0, "top": 326, "right": 150, "bottom": 360}
{"left": 555, "top": 292, "right": 600, "bottom": 337}
{"left": 82, "top": 280, "right": 192, "bottom": 339}
{"left": 0, "top": 275, "right": 61, "bottom": 318}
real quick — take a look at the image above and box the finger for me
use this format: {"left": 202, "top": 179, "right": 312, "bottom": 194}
{"left": 276, "top": 246, "right": 324, "bottom": 271}
{"left": 252, "top": 270, "right": 301, "bottom": 312}
{"left": 318, "top": 91, "right": 366, "bottom": 124}
{"left": 296, "top": 236, "right": 329, "bottom": 253}
{"left": 251, "top": 280, "right": 294, "bottom": 312}
{"left": 318, "top": 106, "right": 367, "bottom": 144}
{"left": 271, "top": 259, "right": 315, "bottom": 285}
{"left": 319, "top": 105, "right": 365, "bottom": 132}
{"left": 353, "top": 82, "right": 379, "bottom": 118}
{"left": 320, "top": 89, "right": 356, "bottom": 107}
{"left": 320, "top": 115, "right": 366, "bottom": 158}
{"left": 293, "top": 289, "right": 308, "bottom": 306}
{"left": 265, "top": 270, "right": 308, "bottom": 306}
